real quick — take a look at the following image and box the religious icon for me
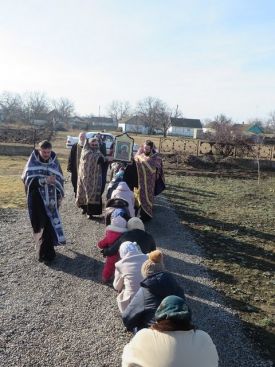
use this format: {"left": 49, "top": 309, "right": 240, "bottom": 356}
{"left": 114, "top": 133, "right": 134, "bottom": 162}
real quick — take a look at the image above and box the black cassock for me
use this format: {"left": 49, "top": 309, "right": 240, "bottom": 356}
{"left": 123, "top": 160, "right": 138, "bottom": 191}
{"left": 67, "top": 143, "right": 83, "bottom": 196}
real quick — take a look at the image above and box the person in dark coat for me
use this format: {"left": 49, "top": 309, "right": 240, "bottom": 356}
{"left": 101, "top": 217, "right": 156, "bottom": 257}
{"left": 96, "top": 133, "right": 109, "bottom": 194}
{"left": 123, "top": 160, "right": 138, "bottom": 192}
{"left": 22, "top": 140, "right": 66, "bottom": 263}
{"left": 67, "top": 132, "right": 86, "bottom": 197}
{"left": 122, "top": 250, "right": 185, "bottom": 332}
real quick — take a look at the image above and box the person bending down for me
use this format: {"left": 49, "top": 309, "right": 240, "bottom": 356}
{"left": 113, "top": 241, "right": 148, "bottom": 313}
{"left": 101, "top": 217, "right": 156, "bottom": 258}
{"left": 122, "top": 295, "right": 219, "bottom": 367}
{"left": 97, "top": 216, "right": 128, "bottom": 283}
{"left": 122, "top": 250, "right": 185, "bottom": 332}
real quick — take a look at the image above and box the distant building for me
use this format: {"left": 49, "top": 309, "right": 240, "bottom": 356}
{"left": 68, "top": 116, "right": 87, "bottom": 129}
{"left": 231, "top": 122, "right": 265, "bottom": 135}
{"left": 168, "top": 118, "right": 203, "bottom": 138}
{"left": 118, "top": 115, "right": 203, "bottom": 137}
{"left": 118, "top": 116, "right": 149, "bottom": 134}
{"left": 86, "top": 116, "right": 117, "bottom": 130}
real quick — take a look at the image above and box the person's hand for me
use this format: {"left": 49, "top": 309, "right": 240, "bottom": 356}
{"left": 100, "top": 249, "right": 107, "bottom": 257}
{"left": 46, "top": 175, "right": 56, "bottom": 185}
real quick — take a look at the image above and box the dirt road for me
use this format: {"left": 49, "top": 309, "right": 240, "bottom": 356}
{"left": 0, "top": 182, "right": 272, "bottom": 366}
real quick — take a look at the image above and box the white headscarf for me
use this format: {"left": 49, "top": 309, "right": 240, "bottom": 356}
{"left": 119, "top": 241, "right": 141, "bottom": 259}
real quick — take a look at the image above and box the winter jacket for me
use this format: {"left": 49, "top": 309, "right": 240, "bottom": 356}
{"left": 111, "top": 182, "right": 135, "bottom": 217}
{"left": 101, "top": 229, "right": 156, "bottom": 257}
{"left": 122, "top": 271, "right": 185, "bottom": 331}
{"left": 113, "top": 253, "right": 148, "bottom": 313}
{"left": 106, "top": 179, "right": 121, "bottom": 200}
{"left": 97, "top": 227, "right": 127, "bottom": 281}
{"left": 105, "top": 198, "right": 131, "bottom": 226}
{"left": 122, "top": 328, "right": 219, "bottom": 367}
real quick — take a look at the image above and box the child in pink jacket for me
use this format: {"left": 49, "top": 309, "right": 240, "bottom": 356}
{"left": 97, "top": 216, "right": 128, "bottom": 282}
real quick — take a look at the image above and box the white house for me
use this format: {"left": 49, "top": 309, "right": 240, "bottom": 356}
{"left": 168, "top": 118, "right": 202, "bottom": 138}
{"left": 118, "top": 116, "right": 149, "bottom": 134}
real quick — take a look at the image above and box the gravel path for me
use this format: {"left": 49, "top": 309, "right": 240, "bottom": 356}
{"left": 0, "top": 181, "right": 273, "bottom": 367}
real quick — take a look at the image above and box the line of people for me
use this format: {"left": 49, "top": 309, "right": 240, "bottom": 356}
{"left": 96, "top": 215, "right": 219, "bottom": 366}
{"left": 22, "top": 137, "right": 219, "bottom": 366}
{"left": 89, "top": 141, "right": 219, "bottom": 365}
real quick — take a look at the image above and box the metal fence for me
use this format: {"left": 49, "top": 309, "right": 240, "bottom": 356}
{"left": 159, "top": 137, "right": 275, "bottom": 161}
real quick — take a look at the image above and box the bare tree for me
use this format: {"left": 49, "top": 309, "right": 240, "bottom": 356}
{"left": 0, "top": 91, "right": 24, "bottom": 123}
{"left": 156, "top": 103, "right": 171, "bottom": 137}
{"left": 25, "top": 92, "right": 50, "bottom": 120}
{"left": 161, "top": 104, "right": 184, "bottom": 137}
{"left": 203, "top": 114, "right": 253, "bottom": 158}
{"left": 171, "top": 104, "right": 183, "bottom": 119}
{"left": 210, "top": 114, "right": 232, "bottom": 128}
{"left": 265, "top": 111, "right": 275, "bottom": 133}
{"left": 136, "top": 96, "right": 170, "bottom": 135}
{"left": 52, "top": 97, "right": 74, "bottom": 122}
{"left": 107, "top": 100, "right": 131, "bottom": 121}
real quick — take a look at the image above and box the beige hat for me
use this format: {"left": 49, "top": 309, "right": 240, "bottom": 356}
{"left": 141, "top": 250, "right": 164, "bottom": 278}
{"left": 127, "top": 217, "right": 145, "bottom": 231}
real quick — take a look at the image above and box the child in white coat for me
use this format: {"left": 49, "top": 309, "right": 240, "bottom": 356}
{"left": 111, "top": 181, "right": 135, "bottom": 217}
{"left": 113, "top": 241, "right": 148, "bottom": 313}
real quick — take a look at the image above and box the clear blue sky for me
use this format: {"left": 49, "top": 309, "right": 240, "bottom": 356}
{"left": 1, "top": 0, "right": 275, "bottom": 122}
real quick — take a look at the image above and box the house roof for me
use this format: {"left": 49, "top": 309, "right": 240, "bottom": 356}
{"left": 69, "top": 115, "right": 85, "bottom": 121}
{"left": 247, "top": 124, "right": 265, "bottom": 134}
{"left": 170, "top": 118, "right": 202, "bottom": 128}
{"left": 88, "top": 116, "right": 114, "bottom": 124}
{"left": 119, "top": 116, "right": 146, "bottom": 126}
{"left": 232, "top": 123, "right": 265, "bottom": 134}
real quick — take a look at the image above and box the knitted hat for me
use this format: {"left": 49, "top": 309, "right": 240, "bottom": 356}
{"left": 107, "top": 216, "right": 128, "bottom": 233}
{"left": 141, "top": 250, "right": 164, "bottom": 278}
{"left": 155, "top": 295, "right": 191, "bottom": 322}
{"left": 119, "top": 241, "right": 142, "bottom": 259}
{"left": 127, "top": 217, "right": 145, "bottom": 231}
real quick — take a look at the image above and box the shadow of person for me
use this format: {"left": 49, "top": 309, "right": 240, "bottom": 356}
{"left": 49, "top": 249, "right": 103, "bottom": 282}
{"left": 88, "top": 216, "right": 104, "bottom": 223}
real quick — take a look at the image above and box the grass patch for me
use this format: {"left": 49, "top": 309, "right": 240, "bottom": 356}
{"left": 0, "top": 176, "right": 26, "bottom": 208}
{"left": 164, "top": 168, "right": 275, "bottom": 359}
{"left": 0, "top": 156, "right": 28, "bottom": 175}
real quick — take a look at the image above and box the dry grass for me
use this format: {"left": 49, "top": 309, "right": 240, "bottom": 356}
{"left": 0, "top": 156, "right": 28, "bottom": 175}
{"left": 0, "top": 156, "right": 28, "bottom": 208}
{"left": 164, "top": 169, "right": 275, "bottom": 359}
{"left": 0, "top": 176, "right": 26, "bottom": 208}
